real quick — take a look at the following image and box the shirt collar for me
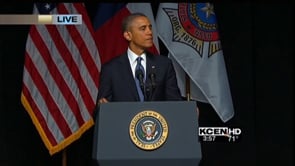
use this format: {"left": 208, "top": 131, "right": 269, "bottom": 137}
{"left": 127, "top": 48, "right": 146, "bottom": 64}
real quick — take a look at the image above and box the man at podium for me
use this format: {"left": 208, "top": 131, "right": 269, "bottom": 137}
{"left": 93, "top": 12, "right": 202, "bottom": 166}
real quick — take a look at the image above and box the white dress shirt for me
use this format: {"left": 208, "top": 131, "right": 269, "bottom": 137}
{"left": 127, "top": 48, "right": 146, "bottom": 79}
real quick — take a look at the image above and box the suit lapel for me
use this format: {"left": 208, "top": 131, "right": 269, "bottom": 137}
{"left": 146, "top": 53, "right": 153, "bottom": 85}
{"left": 120, "top": 53, "right": 140, "bottom": 101}
{"left": 146, "top": 53, "right": 156, "bottom": 100}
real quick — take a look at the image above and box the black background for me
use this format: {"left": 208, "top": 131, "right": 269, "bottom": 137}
{"left": 0, "top": 2, "right": 293, "bottom": 166}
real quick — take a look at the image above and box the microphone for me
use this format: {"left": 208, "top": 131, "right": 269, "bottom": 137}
{"left": 135, "top": 68, "right": 145, "bottom": 92}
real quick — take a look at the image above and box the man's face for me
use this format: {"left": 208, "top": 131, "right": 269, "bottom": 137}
{"left": 126, "top": 16, "right": 153, "bottom": 54}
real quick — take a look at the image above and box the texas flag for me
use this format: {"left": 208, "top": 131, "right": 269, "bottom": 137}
{"left": 93, "top": 3, "right": 159, "bottom": 65}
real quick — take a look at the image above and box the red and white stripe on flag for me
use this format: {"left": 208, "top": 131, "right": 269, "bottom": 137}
{"left": 20, "top": 3, "right": 101, "bottom": 155}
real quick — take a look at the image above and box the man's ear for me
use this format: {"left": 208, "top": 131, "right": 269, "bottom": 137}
{"left": 123, "top": 31, "right": 131, "bottom": 41}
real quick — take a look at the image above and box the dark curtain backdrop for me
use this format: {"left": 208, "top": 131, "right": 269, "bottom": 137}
{"left": 0, "top": 2, "right": 293, "bottom": 166}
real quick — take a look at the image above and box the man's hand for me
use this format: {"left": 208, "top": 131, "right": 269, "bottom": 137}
{"left": 98, "top": 97, "right": 109, "bottom": 104}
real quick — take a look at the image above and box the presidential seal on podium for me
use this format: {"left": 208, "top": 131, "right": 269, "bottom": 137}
{"left": 129, "top": 110, "right": 168, "bottom": 150}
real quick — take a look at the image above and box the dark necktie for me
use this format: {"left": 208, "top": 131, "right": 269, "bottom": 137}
{"left": 135, "top": 57, "right": 145, "bottom": 101}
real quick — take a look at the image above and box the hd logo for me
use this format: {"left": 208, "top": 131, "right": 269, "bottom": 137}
{"left": 198, "top": 127, "right": 242, "bottom": 142}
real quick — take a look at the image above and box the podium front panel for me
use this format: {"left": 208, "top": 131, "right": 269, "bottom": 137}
{"left": 92, "top": 101, "right": 202, "bottom": 166}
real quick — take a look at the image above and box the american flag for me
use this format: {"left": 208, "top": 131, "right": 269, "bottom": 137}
{"left": 20, "top": 3, "right": 100, "bottom": 155}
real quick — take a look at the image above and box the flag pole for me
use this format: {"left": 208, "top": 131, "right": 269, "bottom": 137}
{"left": 186, "top": 74, "right": 199, "bottom": 116}
{"left": 62, "top": 149, "right": 67, "bottom": 166}
{"left": 185, "top": 74, "right": 191, "bottom": 101}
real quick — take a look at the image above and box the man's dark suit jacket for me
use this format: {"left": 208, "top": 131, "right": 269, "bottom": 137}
{"left": 98, "top": 51, "right": 182, "bottom": 102}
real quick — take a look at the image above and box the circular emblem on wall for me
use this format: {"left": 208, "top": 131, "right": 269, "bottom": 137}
{"left": 129, "top": 110, "right": 168, "bottom": 150}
